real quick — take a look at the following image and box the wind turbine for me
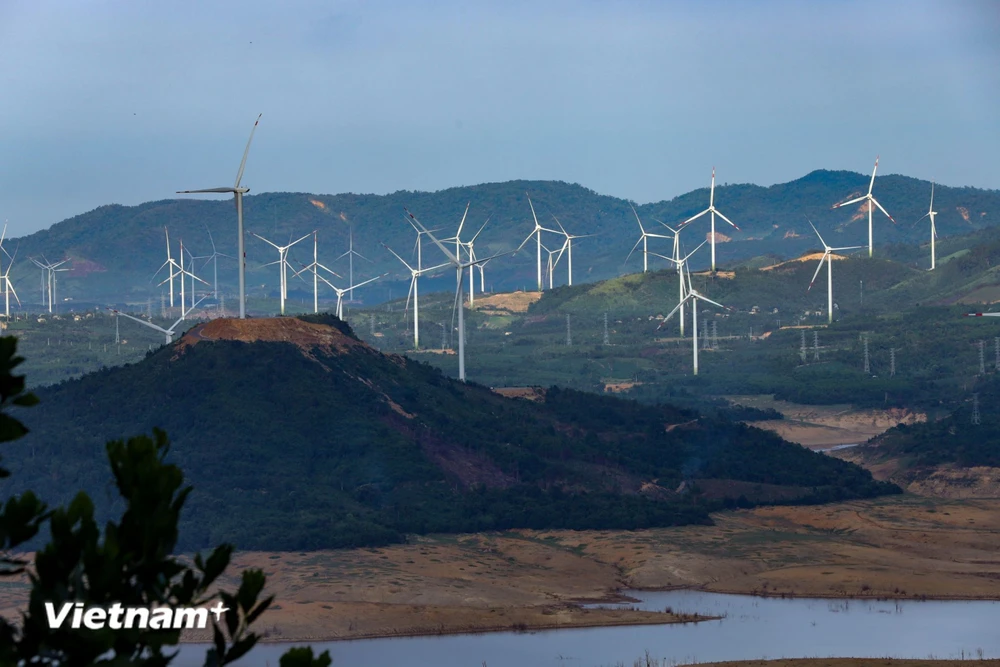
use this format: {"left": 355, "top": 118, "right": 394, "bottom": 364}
{"left": 0, "top": 230, "right": 20, "bottom": 319}
{"left": 679, "top": 168, "right": 741, "bottom": 272}
{"left": 915, "top": 182, "right": 938, "bottom": 270}
{"left": 831, "top": 155, "right": 896, "bottom": 258}
{"left": 252, "top": 231, "right": 311, "bottom": 315}
{"left": 406, "top": 208, "right": 513, "bottom": 382}
{"left": 177, "top": 113, "right": 261, "bottom": 319}
{"left": 30, "top": 257, "right": 69, "bottom": 313}
{"left": 382, "top": 243, "right": 450, "bottom": 349}
{"left": 199, "top": 226, "right": 232, "bottom": 299}
{"left": 658, "top": 261, "right": 729, "bottom": 375}
{"left": 626, "top": 205, "right": 673, "bottom": 273}
{"left": 153, "top": 228, "right": 181, "bottom": 308}
{"left": 336, "top": 226, "right": 373, "bottom": 301}
{"left": 313, "top": 270, "right": 385, "bottom": 320}
{"left": 649, "top": 240, "right": 708, "bottom": 339}
{"left": 291, "top": 232, "right": 343, "bottom": 314}
{"left": 461, "top": 216, "right": 491, "bottom": 304}
{"left": 540, "top": 241, "right": 565, "bottom": 290}
{"left": 806, "top": 221, "right": 865, "bottom": 325}
{"left": 518, "top": 196, "right": 562, "bottom": 291}
{"left": 108, "top": 301, "right": 204, "bottom": 344}
{"left": 550, "top": 215, "right": 593, "bottom": 286}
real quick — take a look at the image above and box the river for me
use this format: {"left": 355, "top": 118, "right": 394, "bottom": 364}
{"left": 177, "top": 590, "right": 1000, "bottom": 666}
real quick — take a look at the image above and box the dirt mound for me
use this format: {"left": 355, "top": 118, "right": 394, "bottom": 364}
{"left": 492, "top": 386, "right": 546, "bottom": 401}
{"left": 472, "top": 291, "right": 542, "bottom": 313}
{"left": 760, "top": 252, "right": 852, "bottom": 271}
{"left": 177, "top": 317, "right": 364, "bottom": 356}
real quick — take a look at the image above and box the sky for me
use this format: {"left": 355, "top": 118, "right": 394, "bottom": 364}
{"left": 1, "top": 0, "right": 998, "bottom": 236}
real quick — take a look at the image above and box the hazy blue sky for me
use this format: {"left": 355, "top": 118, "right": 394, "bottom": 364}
{"left": 1, "top": 0, "right": 997, "bottom": 236}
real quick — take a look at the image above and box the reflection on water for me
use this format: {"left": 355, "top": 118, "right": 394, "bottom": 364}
{"left": 177, "top": 590, "right": 1000, "bottom": 667}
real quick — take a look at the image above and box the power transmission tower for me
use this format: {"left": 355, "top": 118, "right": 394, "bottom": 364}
{"left": 890, "top": 347, "right": 896, "bottom": 377}
{"left": 711, "top": 321, "right": 718, "bottom": 350}
{"left": 702, "top": 323, "right": 710, "bottom": 350}
{"left": 800, "top": 329, "right": 807, "bottom": 363}
{"left": 813, "top": 330, "right": 819, "bottom": 361}
{"left": 566, "top": 313, "right": 572, "bottom": 346}
{"left": 863, "top": 334, "right": 870, "bottom": 374}
{"left": 440, "top": 322, "right": 447, "bottom": 350}
{"left": 979, "top": 340, "right": 986, "bottom": 375}
{"left": 972, "top": 393, "right": 981, "bottom": 425}
{"left": 603, "top": 312, "right": 610, "bottom": 345}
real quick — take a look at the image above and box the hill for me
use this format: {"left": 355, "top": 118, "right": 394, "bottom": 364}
{"left": 0, "top": 316, "right": 897, "bottom": 551}
{"left": 9, "top": 171, "right": 1000, "bottom": 307}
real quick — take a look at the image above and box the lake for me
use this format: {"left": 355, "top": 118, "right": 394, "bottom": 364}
{"left": 177, "top": 590, "right": 1000, "bottom": 666}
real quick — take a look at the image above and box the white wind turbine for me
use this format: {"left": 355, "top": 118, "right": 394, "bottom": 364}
{"left": 680, "top": 168, "right": 741, "bottom": 272}
{"left": 461, "top": 216, "right": 491, "bottom": 304}
{"left": 540, "top": 241, "right": 564, "bottom": 290}
{"left": 108, "top": 301, "right": 205, "bottom": 344}
{"left": 405, "top": 208, "right": 513, "bottom": 382}
{"left": 0, "top": 230, "right": 20, "bottom": 319}
{"left": 382, "top": 242, "right": 450, "bottom": 349}
{"left": 830, "top": 155, "right": 896, "bottom": 258}
{"left": 153, "top": 228, "right": 181, "bottom": 308}
{"left": 30, "top": 257, "right": 69, "bottom": 313}
{"left": 252, "top": 231, "right": 311, "bottom": 315}
{"left": 649, "top": 239, "right": 708, "bottom": 339}
{"left": 626, "top": 205, "right": 673, "bottom": 273}
{"left": 177, "top": 113, "right": 261, "bottom": 319}
{"left": 915, "top": 182, "right": 938, "bottom": 270}
{"left": 550, "top": 215, "right": 594, "bottom": 287}
{"left": 519, "top": 196, "right": 562, "bottom": 291}
{"left": 199, "top": 227, "right": 232, "bottom": 299}
{"left": 336, "top": 226, "right": 373, "bottom": 301}
{"left": 313, "top": 270, "right": 385, "bottom": 320}
{"left": 291, "top": 231, "right": 343, "bottom": 314}
{"left": 160, "top": 239, "right": 210, "bottom": 320}
{"left": 806, "top": 221, "right": 864, "bottom": 325}
{"left": 658, "top": 261, "right": 729, "bottom": 375}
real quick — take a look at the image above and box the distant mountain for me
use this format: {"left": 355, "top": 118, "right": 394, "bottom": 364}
{"left": 9, "top": 172, "right": 1000, "bottom": 307}
{"left": 1, "top": 315, "right": 897, "bottom": 551}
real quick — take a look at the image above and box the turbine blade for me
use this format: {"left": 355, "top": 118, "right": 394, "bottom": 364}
{"left": 681, "top": 208, "right": 710, "bottom": 226}
{"left": 831, "top": 195, "right": 867, "bottom": 209}
{"left": 714, "top": 210, "right": 741, "bottom": 231}
{"left": 235, "top": 113, "right": 262, "bottom": 188}
{"left": 381, "top": 243, "right": 414, "bottom": 272}
{"left": 868, "top": 155, "right": 878, "bottom": 195}
{"left": 871, "top": 197, "right": 896, "bottom": 224}
{"left": 807, "top": 254, "right": 827, "bottom": 291}
{"left": 807, "top": 220, "right": 827, "bottom": 249}
{"left": 406, "top": 209, "right": 458, "bottom": 264}
{"left": 177, "top": 187, "right": 236, "bottom": 194}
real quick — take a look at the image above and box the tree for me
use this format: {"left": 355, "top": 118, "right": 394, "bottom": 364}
{"left": 0, "top": 336, "right": 330, "bottom": 666}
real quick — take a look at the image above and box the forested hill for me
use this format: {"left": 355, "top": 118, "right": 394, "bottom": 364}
{"left": 11, "top": 171, "right": 1000, "bottom": 305}
{"left": 2, "top": 315, "right": 897, "bottom": 551}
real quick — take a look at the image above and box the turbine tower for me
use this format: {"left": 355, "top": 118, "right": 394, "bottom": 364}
{"left": 292, "top": 232, "right": 343, "bottom": 314}
{"left": 915, "top": 182, "right": 938, "bottom": 270}
{"left": 382, "top": 242, "right": 449, "bottom": 349}
{"left": 831, "top": 155, "right": 896, "bottom": 258}
{"left": 680, "top": 168, "right": 741, "bottom": 272}
{"left": 658, "top": 262, "right": 729, "bottom": 375}
{"left": 806, "top": 221, "right": 864, "bottom": 324}
{"left": 199, "top": 226, "right": 232, "bottom": 299}
{"left": 626, "top": 205, "right": 673, "bottom": 273}
{"left": 177, "top": 113, "right": 262, "bottom": 319}
{"left": 649, "top": 240, "right": 707, "bottom": 339}
{"left": 406, "top": 208, "right": 512, "bottom": 382}
{"left": 252, "top": 231, "right": 311, "bottom": 315}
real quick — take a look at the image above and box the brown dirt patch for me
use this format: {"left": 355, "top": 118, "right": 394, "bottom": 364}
{"left": 492, "top": 386, "right": 546, "bottom": 401}
{"left": 761, "top": 253, "right": 851, "bottom": 272}
{"left": 471, "top": 291, "right": 542, "bottom": 313}
{"left": 175, "top": 317, "right": 363, "bottom": 356}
